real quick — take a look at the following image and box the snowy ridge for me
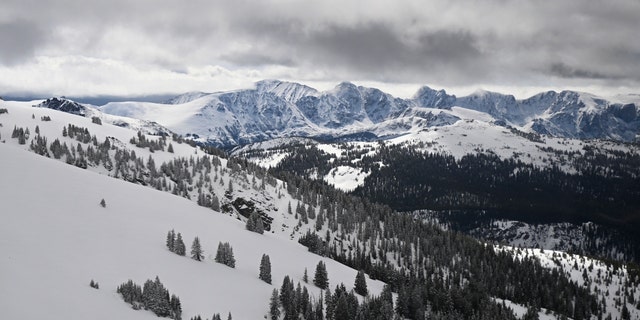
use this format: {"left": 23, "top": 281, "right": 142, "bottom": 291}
{"left": 91, "top": 80, "right": 639, "bottom": 149}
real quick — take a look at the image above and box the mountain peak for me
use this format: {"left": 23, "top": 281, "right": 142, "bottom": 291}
{"left": 413, "top": 85, "right": 456, "bottom": 108}
{"left": 255, "top": 79, "right": 318, "bottom": 103}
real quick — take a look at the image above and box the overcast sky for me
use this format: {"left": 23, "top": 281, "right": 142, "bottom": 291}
{"left": 1, "top": 0, "right": 639, "bottom": 99}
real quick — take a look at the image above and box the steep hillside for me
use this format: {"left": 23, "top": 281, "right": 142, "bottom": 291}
{"left": 3, "top": 100, "right": 640, "bottom": 319}
{"left": 0, "top": 142, "right": 386, "bottom": 320}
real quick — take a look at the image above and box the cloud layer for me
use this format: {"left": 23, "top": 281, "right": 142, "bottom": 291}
{"left": 1, "top": 0, "right": 639, "bottom": 98}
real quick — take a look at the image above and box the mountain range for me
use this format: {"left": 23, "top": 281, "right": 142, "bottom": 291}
{"left": 82, "top": 80, "right": 640, "bottom": 149}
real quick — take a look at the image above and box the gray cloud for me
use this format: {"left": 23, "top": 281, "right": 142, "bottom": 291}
{"left": 1, "top": 0, "right": 639, "bottom": 96}
{"left": 549, "top": 62, "right": 617, "bottom": 80}
{"left": 0, "top": 20, "right": 48, "bottom": 65}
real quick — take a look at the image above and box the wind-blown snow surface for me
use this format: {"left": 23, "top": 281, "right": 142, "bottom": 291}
{"left": 0, "top": 114, "right": 385, "bottom": 319}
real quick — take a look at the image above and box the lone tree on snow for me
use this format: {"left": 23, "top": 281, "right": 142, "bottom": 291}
{"left": 259, "top": 254, "right": 272, "bottom": 284}
{"left": 100, "top": 198, "right": 106, "bottom": 208}
{"left": 191, "top": 237, "right": 204, "bottom": 261}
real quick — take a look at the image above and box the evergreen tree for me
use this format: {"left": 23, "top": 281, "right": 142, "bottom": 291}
{"left": 246, "top": 211, "right": 265, "bottom": 234}
{"left": 215, "top": 242, "right": 236, "bottom": 268}
{"left": 174, "top": 233, "right": 186, "bottom": 256}
{"left": 170, "top": 294, "right": 182, "bottom": 320}
{"left": 166, "top": 229, "right": 176, "bottom": 252}
{"left": 259, "top": 254, "right": 272, "bottom": 284}
{"left": 523, "top": 307, "right": 540, "bottom": 320}
{"left": 354, "top": 270, "right": 368, "bottom": 296}
{"left": 211, "top": 194, "right": 220, "bottom": 211}
{"left": 313, "top": 261, "right": 329, "bottom": 289}
{"left": 303, "top": 268, "right": 309, "bottom": 283}
{"left": 621, "top": 304, "right": 631, "bottom": 320}
{"left": 191, "top": 236, "right": 204, "bottom": 261}
{"left": 269, "top": 288, "right": 281, "bottom": 320}
{"left": 100, "top": 198, "right": 106, "bottom": 208}
{"left": 255, "top": 215, "right": 265, "bottom": 234}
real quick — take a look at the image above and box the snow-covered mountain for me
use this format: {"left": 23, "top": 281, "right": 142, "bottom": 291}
{"left": 3, "top": 91, "right": 640, "bottom": 320}
{"left": 94, "top": 80, "right": 639, "bottom": 148}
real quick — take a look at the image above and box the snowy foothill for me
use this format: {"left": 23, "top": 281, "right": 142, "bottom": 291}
{"left": 0, "top": 141, "right": 384, "bottom": 320}
{"left": 0, "top": 103, "right": 386, "bottom": 320}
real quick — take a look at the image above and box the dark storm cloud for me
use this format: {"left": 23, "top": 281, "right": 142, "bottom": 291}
{"left": 303, "top": 24, "right": 484, "bottom": 79}
{"left": 0, "top": 20, "right": 47, "bottom": 65}
{"left": 223, "top": 19, "right": 486, "bottom": 83}
{"left": 549, "top": 63, "right": 616, "bottom": 80}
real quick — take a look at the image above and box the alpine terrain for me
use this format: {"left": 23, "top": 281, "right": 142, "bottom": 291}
{"left": 2, "top": 79, "right": 640, "bottom": 320}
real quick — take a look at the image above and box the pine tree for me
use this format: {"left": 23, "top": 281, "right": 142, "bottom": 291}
{"left": 255, "top": 215, "right": 265, "bottom": 234}
{"left": 211, "top": 194, "right": 220, "bottom": 211}
{"left": 170, "top": 294, "right": 182, "bottom": 320}
{"left": 174, "top": 233, "right": 186, "bottom": 256}
{"left": 166, "top": 229, "right": 176, "bottom": 252}
{"left": 215, "top": 242, "right": 236, "bottom": 268}
{"left": 269, "top": 288, "right": 281, "bottom": 320}
{"left": 303, "top": 268, "right": 309, "bottom": 283}
{"left": 313, "top": 261, "right": 329, "bottom": 289}
{"left": 168, "top": 143, "right": 174, "bottom": 153}
{"left": 191, "top": 236, "right": 204, "bottom": 261}
{"left": 354, "top": 270, "right": 368, "bottom": 296}
{"left": 246, "top": 211, "right": 265, "bottom": 234}
{"left": 259, "top": 254, "right": 272, "bottom": 284}
{"left": 523, "top": 307, "right": 540, "bottom": 320}
{"left": 246, "top": 213, "right": 255, "bottom": 231}
{"left": 100, "top": 198, "right": 106, "bottom": 208}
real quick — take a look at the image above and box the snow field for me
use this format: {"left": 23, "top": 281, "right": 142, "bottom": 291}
{"left": 0, "top": 104, "right": 386, "bottom": 320}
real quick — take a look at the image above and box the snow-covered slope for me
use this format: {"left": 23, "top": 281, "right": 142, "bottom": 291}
{"left": 32, "top": 97, "right": 174, "bottom": 136}
{"left": 3, "top": 98, "right": 640, "bottom": 320}
{"left": 95, "top": 80, "right": 639, "bottom": 149}
{"left": 0, "top": 108, "right": 386, "bottom": 320}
